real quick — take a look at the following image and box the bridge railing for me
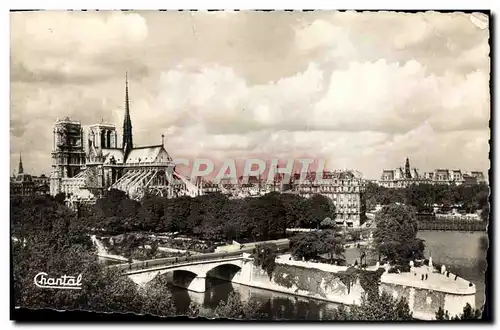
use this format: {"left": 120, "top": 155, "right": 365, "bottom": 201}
{"left": 123, "top": 255, "right": 247, "bottom": 275}
{"left": 111, "top": 240, "right": 290, "bottom": 273}
{"left": 112, "top": 250, "right": 248, "bottom": 273}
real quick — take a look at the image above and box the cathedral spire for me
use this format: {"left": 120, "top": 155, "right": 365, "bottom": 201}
{"left": 18, "top": 152, "right": 24, "bottom": 175}
{"left": 123, "top": 72, "right": 133, "bottom": 159}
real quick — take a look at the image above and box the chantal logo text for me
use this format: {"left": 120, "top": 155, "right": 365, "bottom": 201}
{"left": 34, "top": 272, "right": 83, "bottom": 290}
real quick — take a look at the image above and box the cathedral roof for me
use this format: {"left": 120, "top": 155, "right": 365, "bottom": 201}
{"left": 125, "top": 145, "right": 172, "bottom": 164}
{"left": 101, "top": 148, "right": 125, "bottom": 164}
{"left": 14, "top": 173, "right": 32, "bottom": 182}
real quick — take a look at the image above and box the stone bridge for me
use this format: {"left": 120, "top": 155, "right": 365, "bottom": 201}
{"left": 117, "top": 253, "right": 251, "bottom": 293}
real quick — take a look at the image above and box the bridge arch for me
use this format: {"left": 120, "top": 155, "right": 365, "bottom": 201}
{"left": 124, "top": 256, "right": 245, "bottom": 292}
{"left": 171, "top": 269, "right": 199, "bottom": 289}
{"left": 205, "top": 263, "right": 242, "bottom": 283}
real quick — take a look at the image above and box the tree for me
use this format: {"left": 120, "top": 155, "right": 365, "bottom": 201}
{"left": 290, "top": 230, "right": 344, "bottom": 263}
{"left": 278, "top": 193, "right": 307, "bottom": 229}
{"left": 480, "top": 203, "right": 490, "bottom": 222}
{"left": 165, "top": 195, "right": 192, "bottom": 233}
{"left": 435, "top": 303, "right": 482, "bottom": 320}
{"left": 318, "top": 230, "right": 345, "bottom": 263}
{"left": 301, "top": 194, "right": 334, "bottom": 229}
{"left": 333, "top": 291, "right": 413, "bottom": 321}
{"left": 454, "top": 303, "right": 482, "bottom": 320}
{"left": 90, "top": 189, "right": 141, "bottom": 233}
{"left": 148, "top": 240, "right": 159, "bottom": 258}
{"left": 54, "top": 192, "right": 66, "bottom": 204}
{"left": 290, "top": 231, "right": 323, "bottom": 261}
{"left": 211, "top": 292, "right": 262, "bottom": 320}
{"left": 226, "top": 198, "right": 253, "bottom": 240}
{"left": 189, "top": 193, "right": 229, "bottom": 240}
{"left": 374, "top": 203, "right": 425, "bottom": 265}
{"left": 253, "top": 243, "right": 278, "bottom": 279}
{"left": 139, "top": 195, "right": 165, "bottom": 232}
{"left": 364, "top": 182, "right": 490, "bottom": 215}
{"left": 348, "top": 228, "right": 362, "bottom": 242}
{"left": 405, "top": 184, "right": 434, "bottom": 213}
{"left": 320, "top": 217, "right": 336, "bottom": 229}
{"left": 187, "top": 301, "right": 201, "bottom": 318}
{"left": 139, "top": 275, "right": 176, "bottom": 317}
{"left": 435, "top": 307, "right": 451, "bottom": 320}
{"left": 261, "top": 192, "right": 288, "bottom": 238}
{"left": 11, "top": 196, "right": 174, "bottom": 316}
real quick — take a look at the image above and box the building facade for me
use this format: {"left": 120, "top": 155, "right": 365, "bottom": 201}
{"left": 195, "top": 170, "right": 367, "bottom": 227}
{"left": 289, "top": 170, "right": 366, "bottom": 228}
{"left": 379, "top": 158, "right": 432, "bottom": 188}
{"left": 378, "top": 158, "right": 486, "bottom": 188}
{"left": 49, "top": 118, "right": 87, "bottom": 196}
{"left": 11, "top": 153, "right": 50, "bottom": 196}
{"left": 10, "top": 154, "right": 34, "bottom": 196}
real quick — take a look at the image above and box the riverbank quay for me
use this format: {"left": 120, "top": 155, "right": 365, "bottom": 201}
{"left": 417, "top": 220, "right": 486, "bottom": 231}
{"left": 226, "top": 254, "right": 476, "bottom": 320}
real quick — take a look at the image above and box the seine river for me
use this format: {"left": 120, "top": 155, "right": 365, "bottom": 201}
{"left": 165, "top": 231, "right": 488, "bottom": 319}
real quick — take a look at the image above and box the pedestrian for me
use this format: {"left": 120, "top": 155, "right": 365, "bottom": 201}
{"left": 421, "top": 274, "right": 424, "bottom": 281}
{"left": 425, "top": 274, "right": 428, "bottom": 280}
{"left": 455, "top": 275, "right": 458, "bottom": 281}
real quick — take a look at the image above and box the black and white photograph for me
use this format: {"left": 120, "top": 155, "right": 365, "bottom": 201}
{"left": 10, "top": 9, "right": 491, "bottom": 322}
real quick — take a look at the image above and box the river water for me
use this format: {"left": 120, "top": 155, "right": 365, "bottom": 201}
{"left": 416, "top": 231, "right": 488, "bottom": 310}
{"left": 164, "top": 231, "right": 488, "bottom": 319}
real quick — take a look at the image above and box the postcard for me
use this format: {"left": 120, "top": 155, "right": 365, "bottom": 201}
{"left": 10, "top": 10, "right": 490, "bottom": 321}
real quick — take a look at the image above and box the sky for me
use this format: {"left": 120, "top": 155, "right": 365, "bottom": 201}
{"left": 10, "top": 10, "right": 490, "bottom": 180}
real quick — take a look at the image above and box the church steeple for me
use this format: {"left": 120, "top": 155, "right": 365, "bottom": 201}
{"left": 18, "top": 152, "right": 24, "bottom": 175}
{"left": 405, "top": 157, "right": 412, "bottom": 179}
{"left": 122, "top": 72, "right": 133, "bottom": 158}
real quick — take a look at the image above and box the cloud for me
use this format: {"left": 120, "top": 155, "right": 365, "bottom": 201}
{"left": 152, "top": 57, "right": 487, "bottom": 136}
{"left": 11, "top": 11, "right": 149, "bottom": 83}
{"left": 293, "top": 12, "right": 490, "bottom": 74}
{"left": 10, "top": 11, "right": 490, "bottom": 179}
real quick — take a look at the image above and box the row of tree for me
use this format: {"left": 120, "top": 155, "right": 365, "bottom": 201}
{"left": 11, "top": 195, "right": 174, "bottom": 314}
{"left": 364, "top": 182, "right": 490, "bottom": 220}
{"left": 284, "top": 203, "right": 425, "bottom": 268}
{"left": 373, "top": 204, "right": 426, "bottom": 265}
{"left": 11, "top": 195, "right": 482, "bottom": 320}
{"left": 77, "top": 190, "right": 335, "bottom": 242}
{"left": 10, "top": 195, "right": 269, "bottom": 318}
{"left": 289, "top": 229, "right": 345, "bottom": 264}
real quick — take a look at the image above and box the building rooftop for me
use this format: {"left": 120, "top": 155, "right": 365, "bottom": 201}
{"left": 125, "top": 145, "right": 172, "bottom": 164}
{"left": 56, "top": 117, "right": 81, "bottom": 125}
{"left": 14, "top": 173, "right": 33, "bottom": 182}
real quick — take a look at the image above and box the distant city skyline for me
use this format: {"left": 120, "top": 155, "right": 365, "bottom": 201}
{"left": 10, "top": 11, "right": 490, "bottom": 180}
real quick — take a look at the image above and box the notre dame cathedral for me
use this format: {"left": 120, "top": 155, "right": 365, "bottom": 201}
{"left": 49, "top": 74, "right": 199, "bottom": 205}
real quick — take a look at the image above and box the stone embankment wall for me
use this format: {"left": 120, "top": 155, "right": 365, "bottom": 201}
{"left": 220, "top": 255, "right": 475, "bottom": 320}
{"left": 378, "top": 282, "right": 474, "bottom": 320}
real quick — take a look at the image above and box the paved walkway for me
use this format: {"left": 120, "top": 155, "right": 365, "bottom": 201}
{"left": 91, "top": 235, "right": 135, "bottom": 262}
{"left": 382, "top": 266, "right": 475, "bottom": 294}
